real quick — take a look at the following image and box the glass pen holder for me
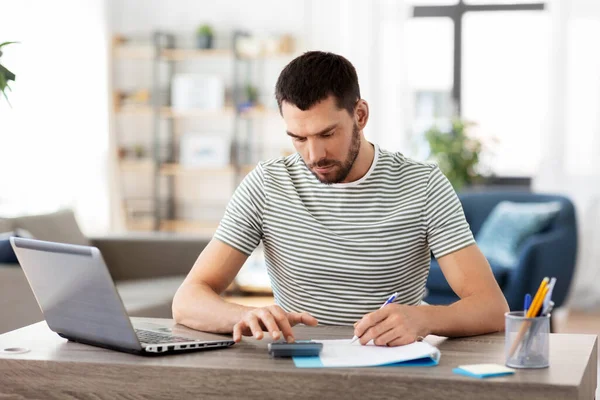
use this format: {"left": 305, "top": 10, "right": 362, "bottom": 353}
{"left": 505, "top": 311, "right": 550, "bottom": 369}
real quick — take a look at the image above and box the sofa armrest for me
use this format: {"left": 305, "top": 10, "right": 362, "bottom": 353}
{"left": 503, "top": 228, "right": 577, "bottom": 309}
{"left": 89, "top": 234, "right": 209, "bottom": 282}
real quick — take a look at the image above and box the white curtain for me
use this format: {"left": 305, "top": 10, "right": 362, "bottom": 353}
{"left": 303, "top": 0, "right": 409, "bottom": 152}
{"left": 534, "top": 0, "right": 600, "bottom": 310}
{"left": 0, "top": 0, "right": 112, "bottom": 234}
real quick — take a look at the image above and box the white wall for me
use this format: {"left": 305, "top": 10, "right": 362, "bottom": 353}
{"left": 109, "top": 0, "right": 307, "bottom": 38}
{"left": 305, "top": 0, "right": 409, "bottom": 151}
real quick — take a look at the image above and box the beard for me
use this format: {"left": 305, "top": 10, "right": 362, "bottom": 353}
{"left": 307, "top": 123, "right": 361, "bottom": 185}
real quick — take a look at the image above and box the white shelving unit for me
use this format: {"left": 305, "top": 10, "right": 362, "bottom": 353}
{"left": 111, "top": 32, "right": 294, "bottom": 234}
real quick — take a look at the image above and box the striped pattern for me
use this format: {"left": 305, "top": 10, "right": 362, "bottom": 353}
{"left": 215, "top": 145, "right": 475, "bottom": 325}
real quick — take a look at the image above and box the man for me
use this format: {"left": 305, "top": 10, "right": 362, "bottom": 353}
{"left": 173, "top": 51, "right": 508, "bottom": 347}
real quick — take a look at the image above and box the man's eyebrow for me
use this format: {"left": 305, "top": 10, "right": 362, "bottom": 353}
{"left": 286, "top": 123, "right": 338, "bottom": 139}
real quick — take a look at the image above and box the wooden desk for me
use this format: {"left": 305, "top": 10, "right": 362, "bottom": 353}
{"left": 0, "top": 318, "right": 596, "bottom": 400}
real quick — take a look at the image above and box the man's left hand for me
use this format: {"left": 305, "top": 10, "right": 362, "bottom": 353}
{"left": 353, "top": 304, "right": 429, "bottom": 347}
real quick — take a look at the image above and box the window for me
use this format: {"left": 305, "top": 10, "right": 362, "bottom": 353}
{"left": 462, "top": 12, "right": 549, "bottom": 176}
{"left": 405, "top": 18, "right": 454, "bottom": 159}
{"left": 564, "top": 18, "right": 600, "bottom": 176}
{"left": 408, "top": 0, "right": 546, "bottom": 177}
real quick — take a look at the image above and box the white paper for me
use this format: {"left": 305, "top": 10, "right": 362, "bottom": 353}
{"left": 312, "top": 339, "right": 441, "bottom": 368}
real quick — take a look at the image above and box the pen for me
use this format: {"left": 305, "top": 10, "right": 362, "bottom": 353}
{"left": 519, "top": 299, "right": 556, "bottom": 360}
{"left": 509, "top": 277, "right": 549, "bottom": 357}
{"left": 527, "top": 277, "right": 549, "bottom": 318}
{"left": 518, "top": 296, "right": 556, "bottom": 363}
{"left": 350, "top": 292, "right": 398, "bottom": 344}
{"left": 541, "top": 277, "right": 556, "bottom": 316}
{"left": 524, "top": 293, "right": 532, "bottom": 314}
{"left": 542, "top": 300, "right": 555, "bottom": 316}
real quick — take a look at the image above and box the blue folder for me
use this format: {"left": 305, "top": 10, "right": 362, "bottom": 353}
{"left": 294, "top": 355, "right": 439, "bottom": 368}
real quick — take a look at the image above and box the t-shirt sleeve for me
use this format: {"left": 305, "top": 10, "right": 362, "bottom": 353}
{"left": 425, "top": 165, "right": 475, "bottom": 258}
{"left": 213, "top": 163, "right": 265, "bottom": 256}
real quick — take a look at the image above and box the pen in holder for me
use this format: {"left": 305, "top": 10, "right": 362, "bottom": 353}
{"left": 505, "top": 311, "right": 550, "bottom": 369}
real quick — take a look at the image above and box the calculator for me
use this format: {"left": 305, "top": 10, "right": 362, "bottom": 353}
{"left": 267, "top": 341, "right": 323, "bottom": 357}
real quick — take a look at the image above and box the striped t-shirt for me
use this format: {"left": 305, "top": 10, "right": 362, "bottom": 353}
{"left": 214, "top": 144, "right": 475, "bottom": 325}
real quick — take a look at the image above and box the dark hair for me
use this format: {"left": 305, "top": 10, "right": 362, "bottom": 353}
{"left": 275, "top": 51, "right": 361, "bottom": 115}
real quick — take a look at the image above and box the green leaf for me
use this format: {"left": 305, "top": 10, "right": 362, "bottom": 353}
{"left": 1, "top": 89, "right": 12, "bottom": 107}
{"left": 0, "top": 64, "right": 15, "bottom": 81}
{"left": 0, "top": 70, "right": 12, "bottom": 107}
{"left": 0, "top": 42, "right": 17, "bottom": 107}
{"left": 0, "top": 41, "right": 19, "bottom": 49}
{"left": 1, "top": 86, "right": 12, "bottom": 107}
{"left": 0, "top": 70, "right": 6, "bottom": 91}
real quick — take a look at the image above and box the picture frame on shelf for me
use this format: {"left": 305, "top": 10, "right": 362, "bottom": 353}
{"left": 180, "top": 133, "right": 230, "bottom": 168}
{"left": 171, "top": 74, "right": 225, "bottom": 111}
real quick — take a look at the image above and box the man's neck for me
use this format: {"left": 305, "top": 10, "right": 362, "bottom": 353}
{"left": 342, "top": 139, "right": 375, "bottom": 183}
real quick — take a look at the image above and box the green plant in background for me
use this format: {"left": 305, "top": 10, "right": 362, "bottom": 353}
{"left": 0, "top": 41, "right": 18, "bottom": 104}
{"left": 196, "top": 24, "right": 214, "bottom": 49}
{"left": 425, "top": 119, "right": 486, "bottom": 192}
{"left": 196, "top": 24, "right": 214, "bottom": 37}
{"left": 245, "top": 84, "right": 259, "bottom": 105}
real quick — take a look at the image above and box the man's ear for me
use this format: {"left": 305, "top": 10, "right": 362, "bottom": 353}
{"left": 355, "top": 99, "right": 369, "bottom": 130}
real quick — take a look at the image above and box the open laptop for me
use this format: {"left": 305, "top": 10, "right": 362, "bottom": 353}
{"left": 10, "top": 237, "right": 235, "bottom": 355}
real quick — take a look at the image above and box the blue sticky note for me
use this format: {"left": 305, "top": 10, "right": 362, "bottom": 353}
{"left": 293, "top": 356, "right": 323, "bottom": 368}
{"left": 453, "top": 364, "right": 515, "bottom": 379}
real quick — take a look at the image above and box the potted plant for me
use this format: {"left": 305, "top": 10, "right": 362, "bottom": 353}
{"left": 424, "top": 118, "right": 490, "bottom": 192}
{"left": 133, "top": 144, "right": 146, "bottom": 159}
{"left": 245, "top": 84, "right": 259, "bottom": 105}
{"left": 0, "top": 41, "right": 17, "bottom": 104}
{"left": 196, "top": 24, "right": 214, "bottom": 49}
{"left": 237, "top": 84, "right": 260, "bottom": 113}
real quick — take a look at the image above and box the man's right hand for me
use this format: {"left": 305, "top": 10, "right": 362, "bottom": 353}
{"left": 232, "top": 305, "right": 318, "bottom": 343}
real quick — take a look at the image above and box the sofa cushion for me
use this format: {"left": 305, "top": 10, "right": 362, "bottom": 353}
{"left": 427, "top": 258, "right": 512, "bottom": 294}
{"left": 9, "top": 209, "right": 89, "bottom": 246}
{"left": 475, "top": 201, "right": 561, "bottom": 268}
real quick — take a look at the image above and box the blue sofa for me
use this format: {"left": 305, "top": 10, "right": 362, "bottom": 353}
{"left": 425, "top": 192, "right": 578, "bottom": 311}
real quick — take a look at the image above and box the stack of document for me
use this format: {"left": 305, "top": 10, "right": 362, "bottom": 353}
{"left": 293, "top": 339, "right": 441, "bottom": 368}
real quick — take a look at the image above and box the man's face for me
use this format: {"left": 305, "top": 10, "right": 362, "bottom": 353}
{"left": 282, "top": 96, "right": 360, "bottom": 184}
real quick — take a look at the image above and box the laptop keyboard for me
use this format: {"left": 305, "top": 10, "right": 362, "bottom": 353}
{"left": 134, "top": 329, "right": 195, "bottom": 344}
